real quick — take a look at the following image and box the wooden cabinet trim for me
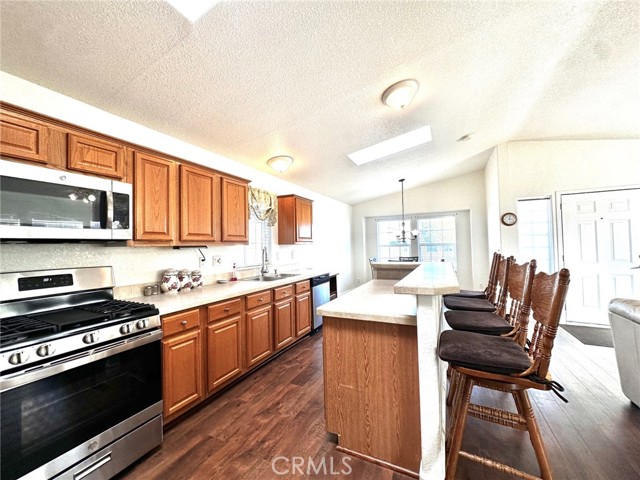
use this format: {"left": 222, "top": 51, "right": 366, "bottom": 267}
{"left": 208, "top": 298, "right": 242, "bottom": 323}
{"left": 162, "top": 308, "right": 201, "bottom": 337}
{"left": 67, "top": 132, "right": 125, "bottom": 179}
{"left": 0, "top": 111, "right": 49, "bottom": 163}
{"left": 246, "top": 290, "right": 273, "bottom": 310}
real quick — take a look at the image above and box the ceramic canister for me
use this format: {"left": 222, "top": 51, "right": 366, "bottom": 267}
{"left": 178, "top": 269, "right": 192, "bottom": 292}
{"left": 160, "top": 269, "right": 180, "bottom": 294}
{"left": 191, "top": 269, "right": 203, "bottom": 288}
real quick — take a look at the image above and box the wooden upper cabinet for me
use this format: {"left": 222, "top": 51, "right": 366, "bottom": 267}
{"left": 134, "top": 151, "right": 176, "bottom": 242}
{"left": 277, "top": 195, "right": 313, "bottom": 244}
{"left": 68, "top": 132, "right": 125, "bottom": 179}
{"left": 180, "top": 164, "right": 220, "bottom": 243}
{"left": 0, "top": 111, "right": 49, "bottom": 164}
{"left": 221, "top": 176, "right": 249, "bottom": 243}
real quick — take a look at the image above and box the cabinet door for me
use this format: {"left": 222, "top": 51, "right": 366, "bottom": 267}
{"left": 180, "top": 164, "right": 220, "bottom": 242}
{"left": 207, "top": 315, "right": 243, "bottom": 393}
{"left": 295, "top": 197, "right": 313, "bottom": 243}
{"left": 134, "top": 152, "right": 176, "bottom": 241}
{"left": 68, "top": 133, "right": 125, "bottom": 179}
{"left": 274, "top": 298, "right": 295, "bottom": 351}
{"left": 295, "top": 292, "right": 312, "bottom": 337}
{"left": 246, "top": 305, "right": 273, "bottom": 368}
{"left": 162, "top": 329, "right": 203, "bottom": 418}
{"left": 0, "top": 111, "right": 49, "bottom": 163}
{"left": 221, "top": 177, "right": 248, "bottom": 242}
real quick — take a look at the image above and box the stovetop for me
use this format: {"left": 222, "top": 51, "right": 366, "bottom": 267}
{"left": 0, "top": 299, "right": 159, "bottom": 349}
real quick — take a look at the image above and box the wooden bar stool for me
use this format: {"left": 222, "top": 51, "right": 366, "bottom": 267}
{"left": 443, "top": 255, "right": 510, "bottom": 312}
{"left": 438, "top": 268, "right": 570, "bottom": 480}
{"left": 444, "top": 251, "right": 501, "bottom": 299}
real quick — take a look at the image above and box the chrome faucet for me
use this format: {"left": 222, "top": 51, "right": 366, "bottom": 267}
{"left": 261, "top": 247, "right": 269, "bottom": 275}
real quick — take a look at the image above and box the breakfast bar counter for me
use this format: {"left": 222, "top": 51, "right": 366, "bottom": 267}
{"left": 318, "top": 262, "right": 459, "bottom": 479}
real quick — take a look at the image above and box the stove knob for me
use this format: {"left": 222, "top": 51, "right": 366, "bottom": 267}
{"left": 120, "top": 323, "right": 132, "bottom": 335}
{"left": 8, "top": 351, "right": 29, "bottom": 365}
{"left": 36, "top": 344, "right": 55, "bottom": 358}
{"left": 83, "top": 332, "right": 99, "bottom": 344}
{"left": 136, "top": 319, "right": 149, "bottom": 330}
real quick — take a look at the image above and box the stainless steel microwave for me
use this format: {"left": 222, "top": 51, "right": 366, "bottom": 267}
{"left": 0, "top": 159, "right": 132, "bottom": 241}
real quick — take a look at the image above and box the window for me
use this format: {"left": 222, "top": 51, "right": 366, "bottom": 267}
{"left": 517, "top": 197, "right": 554, "bottom": 273}
{"left": 244, "top": 214, "right": 271, "bottom": 267}
{"left": 376, "top": 214, "right": 457, "bottom": 267}
{"left": 417, "top": 215, "right": 457, "bottom": 265}
{"left": 376, "top": 219, "right": 411, "bottom": 261}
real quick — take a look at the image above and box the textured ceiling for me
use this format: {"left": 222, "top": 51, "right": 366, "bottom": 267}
{"left": 1, "top": 1, "right": 638, "bottom": 205}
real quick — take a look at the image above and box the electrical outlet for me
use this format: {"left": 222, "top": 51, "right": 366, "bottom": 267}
{"left": 212, "top": 255, "right": 222, "bottom": 266}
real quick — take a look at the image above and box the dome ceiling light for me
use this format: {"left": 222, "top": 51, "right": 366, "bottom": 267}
{"left": 267, "top": 155, "right": 293, "bottom": 173}
{"left": 382, "top": 79, "right": 419, "bottom": 109}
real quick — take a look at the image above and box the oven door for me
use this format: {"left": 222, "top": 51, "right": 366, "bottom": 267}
{"left": 0, "top": 330, "right": 162, "bottom": 480}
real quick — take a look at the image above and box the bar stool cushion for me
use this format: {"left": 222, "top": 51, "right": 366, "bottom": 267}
{"left": 444, "top": 310, "right": 512, "bottom": 335}
{"left": 444, "top": 289, "right": 487, "bottom": 299}
{"left": 438, "top": 330, "right": 531, "bottom": 375}
{"left": 443, "top": 295, "right": 496, "bottom": 312}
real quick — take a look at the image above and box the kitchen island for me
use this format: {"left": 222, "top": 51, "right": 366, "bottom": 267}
{"left": 318, "top": 262, "right": 459, "bottom": 479}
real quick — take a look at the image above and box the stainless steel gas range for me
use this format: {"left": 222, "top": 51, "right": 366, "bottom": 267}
{"left": 0, "top": 266, "right": 163, "bottom": 480}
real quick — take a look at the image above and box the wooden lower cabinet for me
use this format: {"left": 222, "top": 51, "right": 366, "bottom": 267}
{"left": 274, "top": 297, "right": 295, "bottom": 351}
{"left": 295, "top": 292, "right": 312, "bottom": 337}
{"left": 206, "top": 314, "right": 243, "bottom": 392}
{"left": 162, "top": 327, "right": 203, "bottom": 419}
{"left": 246, "top": 304, "right": 273, "bottom": 368}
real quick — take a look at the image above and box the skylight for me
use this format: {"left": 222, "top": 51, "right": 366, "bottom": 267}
{"left": 166, "top": 0, "right": 218, "bottom": 22}
{"left": 347, "top": 125, "right": 432, "bottom": 166}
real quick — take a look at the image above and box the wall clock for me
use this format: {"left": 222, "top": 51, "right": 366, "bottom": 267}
{"left": 501, "top": 212, "right": 518, "bottom": 226}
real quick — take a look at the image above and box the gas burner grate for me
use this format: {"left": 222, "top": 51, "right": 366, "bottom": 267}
{"left": 0, "top": 316, "right": 57, "bottom": 346}
{"left": 79, "top": 300, "right": 156, "bottom": 319}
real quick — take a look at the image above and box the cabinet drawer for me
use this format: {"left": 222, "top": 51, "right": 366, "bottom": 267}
{"left": 162, "top": 308, "right": 201, "bottom": 336}
{"left": 295, "top": 280, "right": 310, "bottom": 294}
{"left": 208, "top": 298, "right": 242, "bottom": 322}
{"left": 273, "top": 284, "right": 293, "bottom": 300}
{"left": 246, "top": 290, "right": 272, "bottom": 310}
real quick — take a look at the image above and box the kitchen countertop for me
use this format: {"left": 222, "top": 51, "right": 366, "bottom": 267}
{"left": 394, "top": 261, "right": 460, "bottom": 296}
{"left": 317, "top": 279, "right": 416, "bottom": 326}
{"left": 123, "top": 270, "right": 331, "bottom": 316}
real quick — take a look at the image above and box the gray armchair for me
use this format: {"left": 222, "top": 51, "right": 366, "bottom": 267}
{"left": 609, "top": 298, "right": 640, "bottom": 407}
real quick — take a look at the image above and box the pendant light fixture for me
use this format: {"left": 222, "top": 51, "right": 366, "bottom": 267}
{"left": 396, "top": 178, "right": 418, "bottom": 243}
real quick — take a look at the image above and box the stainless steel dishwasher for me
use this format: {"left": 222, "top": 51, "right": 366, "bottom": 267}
{"left": 311, "top": 273, "right": 331, "bottom": 331}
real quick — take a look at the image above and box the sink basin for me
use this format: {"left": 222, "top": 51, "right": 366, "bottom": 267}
{"left": 240, "top": 273, "right": 299, "bottom": 282}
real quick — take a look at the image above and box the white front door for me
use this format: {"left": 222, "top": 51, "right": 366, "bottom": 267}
{"left": 560, "top": 188, "right": 640, "bottom": 325}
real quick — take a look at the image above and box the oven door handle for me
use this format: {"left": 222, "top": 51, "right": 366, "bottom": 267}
{"left": 74, "top": 453, "right": 112, "bottom": 480}
{"left": 0, "top": 329, "right": 162, "bottom": 392}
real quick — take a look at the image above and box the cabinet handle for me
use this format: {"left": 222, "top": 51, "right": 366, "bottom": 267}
{"left": 181, "top": 320, "right": 187, "bottom": 325}
{"left": 224, "top": 307, "right": 230, "bottom": 312}
{"left": 258, "top": 298, "right": 263, "bottom": 302}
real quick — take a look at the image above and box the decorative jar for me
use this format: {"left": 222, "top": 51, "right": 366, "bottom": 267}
{"left": 160, "top": 269, "right": 179, "bottom": 294}
{"left": 178, "top": 269, "right": 193, "bottom": 292}
{"left": 191, "top": 270, "right": 203, "bottom": 288}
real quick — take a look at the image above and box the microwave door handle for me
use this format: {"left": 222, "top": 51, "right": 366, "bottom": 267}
{"left": 104, "top": 191, "right": 114, "bottom": 229}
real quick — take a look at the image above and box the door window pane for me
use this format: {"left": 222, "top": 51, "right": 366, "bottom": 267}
{"left": 517, "top": 198, "right": 554, "bottom": 273}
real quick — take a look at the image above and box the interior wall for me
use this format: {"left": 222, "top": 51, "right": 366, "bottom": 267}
{"left": 484, "top": 147, "right": 501, "bottom": 254}
{"left": 495, "top": 140, "right": 640, "bottom": 259}
{"left": 352, "top": 170, "right": 489, "bottom": 290}
{"left": 0, "top": 72, "right": 354, "bottom": 294}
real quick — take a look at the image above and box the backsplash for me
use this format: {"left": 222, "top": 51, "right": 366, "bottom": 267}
{"left": 0, "top": 241, "right": 314, "bottom": 295}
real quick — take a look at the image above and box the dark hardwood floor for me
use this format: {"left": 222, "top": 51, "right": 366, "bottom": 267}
{"left": 118, "top": 328, "right": 640, "bottom": 480}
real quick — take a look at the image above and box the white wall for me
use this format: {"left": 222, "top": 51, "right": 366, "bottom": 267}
{"left": 0, "top": 72, "right": 354, "bottom": 293}
{"left": 494, "top": 140, "right": 640, "bottom": 258}
{"left": 484, "top": 147, "right": 501, "bottom": 254}
{"left": 352, "top": 170, "right": 489, "bottom": 290}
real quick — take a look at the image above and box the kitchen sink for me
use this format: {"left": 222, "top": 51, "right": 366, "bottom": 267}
{"left": 241, "top": 273, "right": 299, "bottom": 282}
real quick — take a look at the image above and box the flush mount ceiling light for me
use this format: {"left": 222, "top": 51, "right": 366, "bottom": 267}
{"left": 267, "top": 155, "right": 293, "bottom": 173}
{"left": 166, "top": 0, "right": 218, "bottom": 22}
{"left": 382, "top": 79, "right": 419, "bottom": 109}
{"left": 347, "top": 125, "right": 432, "bottom": 166}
